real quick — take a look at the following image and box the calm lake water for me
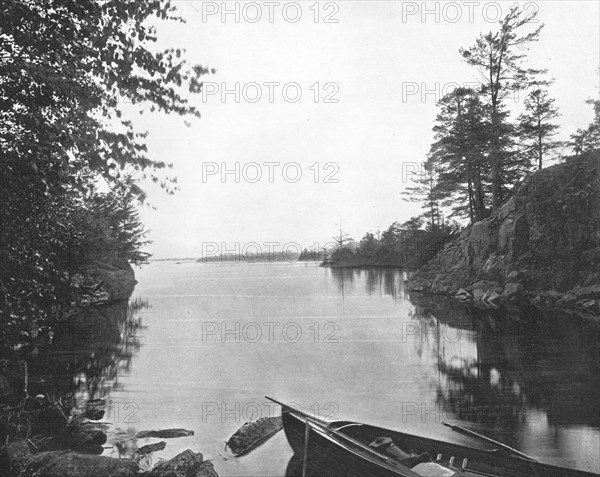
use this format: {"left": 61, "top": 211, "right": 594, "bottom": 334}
{"left": 80, "top": 261, "right": 598, "bottom": 475}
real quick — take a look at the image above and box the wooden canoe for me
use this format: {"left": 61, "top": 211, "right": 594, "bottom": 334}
{"left": 267, "top": 397, "right": 598, "bottom": 477}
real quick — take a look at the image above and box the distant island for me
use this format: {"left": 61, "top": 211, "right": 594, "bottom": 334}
{"left": 197, "top": 248, "right": 325, "bottom": 263}
{"left": 151, "top": 258, "right": 200, "bottom": 262}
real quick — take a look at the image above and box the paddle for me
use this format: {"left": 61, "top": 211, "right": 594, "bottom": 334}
{"left": 441, "top": 422, "right": 537, "bottom": 462}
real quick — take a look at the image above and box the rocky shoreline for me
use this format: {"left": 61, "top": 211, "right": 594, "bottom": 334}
{"left": 0, "top": 397, "right": 284, "bottom": 476}
{"left": 75, "top": 258, "right": 138, "bottom": 304}
{"left": 321, "top": 261, "right": 404, "bottom": 269}
{"left": 409, "top": 152, "right": 600, "bottom": 318}
{"left": 1, "top": 439, "right": 218, "bottom": 477}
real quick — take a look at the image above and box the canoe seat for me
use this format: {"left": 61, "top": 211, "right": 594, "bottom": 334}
{"left": 411, "top": 462, "right": 457, "bottom": 476}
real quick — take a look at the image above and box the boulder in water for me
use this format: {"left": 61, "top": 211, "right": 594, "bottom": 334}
{"left": 148, "top": 449, "right": 218, "bottom": 477}
{"left": 67, "top": 422, "right": 108, "bottom": 450}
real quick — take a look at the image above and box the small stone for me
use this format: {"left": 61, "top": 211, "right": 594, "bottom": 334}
{"left": 84, "top": 399, "right": 106, "bottom": 420}
{"left": 148, "top": 449, "right": 204, "bottom": 477}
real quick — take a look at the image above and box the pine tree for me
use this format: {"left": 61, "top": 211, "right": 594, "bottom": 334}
{"left": 571, "top": 98, "right": 600, "bottom": 155}
{"left": 429, "top": 87, "right": 491, "bottom": 222}
{"left": 518, "top": 89, "right": 561, "bottom": 169}
{"left": 460, "top": 6, "right": 548, "bottom": 208}
{"left": 401, "top": 160, "right": 442, "bottom": 231}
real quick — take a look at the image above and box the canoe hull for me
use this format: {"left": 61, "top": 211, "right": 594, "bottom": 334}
{"left": 283, "top": 410, "right": 419, "bottom": 476}
{"left": 281, "top": 406, "right": 598, "bottom": 477}
{"left": 282, "top": 406, "right": 306, "bottom": 455}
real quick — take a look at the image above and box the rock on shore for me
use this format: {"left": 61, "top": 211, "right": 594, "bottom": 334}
{"left": 1, "top": 442, "right": 139, "bottom": 477}
{"left": 410, "top": 152, "right": 600, "bottom": 313}
{"left": 21, "top": 451, "right": 139, "bottom": 477}
{"left": 79, "top": 258, "right": 137, "bottom": 302}
{"left": 0, "top": 442, "right": 220, "bottom": 477}
{"left": 148, "top": 449, "right": 218, "bottom": 477}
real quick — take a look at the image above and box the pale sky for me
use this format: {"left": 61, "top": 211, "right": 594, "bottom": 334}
{"left": 125, "top": 1, "right": 600, "bottom": 259}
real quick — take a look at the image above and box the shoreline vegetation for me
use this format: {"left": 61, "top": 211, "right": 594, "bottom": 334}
{"left": 318, "top": 161, "right": 599, "bottom": 316}
{"left": 321, "top": 153, "right": 599, "bottom": 319}
{"left": 1, "top": 2, "right": 598, "bottom": 476}
{"left": 1, "top": 1, "right": 217, "bottom": 475}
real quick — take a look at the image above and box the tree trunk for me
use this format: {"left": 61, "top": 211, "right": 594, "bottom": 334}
{"left": 467, "top": 169, "right": 475, "bottom": 223}
{"left": 473, "top": 165, "right": 487, "bottom": 221}
{"left": 538, "top": 119, "right": 543, "bottom": 170}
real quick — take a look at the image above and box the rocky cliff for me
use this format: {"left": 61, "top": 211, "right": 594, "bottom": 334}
{"left": 411, "top": 151, "right": 600, "bottom": 313}
{"left": 76, "top": 258, "right": 137, "bottom": 303}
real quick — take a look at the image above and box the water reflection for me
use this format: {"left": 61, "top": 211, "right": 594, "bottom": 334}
{"left": 329, "top": 267, "right": 355, "bottom": 298}
{"left": 330, "top": 267, "right": 600, "bottom": 467}
{"left": 330, "top": 267, "right": 406, "bottom": 301}
{"left": 20, "top": 297, "right": 148, "bottom": 442}
{"left": 66, "top": 262, "right": 597, "bottom": 475}
{"left": 285, "top": 453, "right": 303, "bottom": 477}
{"left": 412, "top": 295, "right": 599, "bottom": 431}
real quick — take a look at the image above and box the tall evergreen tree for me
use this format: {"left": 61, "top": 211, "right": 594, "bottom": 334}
{"left": 429, "top": 87, "right": 490, "bottom": 222}
{"left": 571, "top": 98, "right": 600, "bottom": 155}
{"left": 460, "top": 6, "right": 547, "bottom": 209}
{"left": 518, "top": 89, "right": 561, "bottom": 170}
{"left": 401, "top": 160, "right": 442, "bottom": 231}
